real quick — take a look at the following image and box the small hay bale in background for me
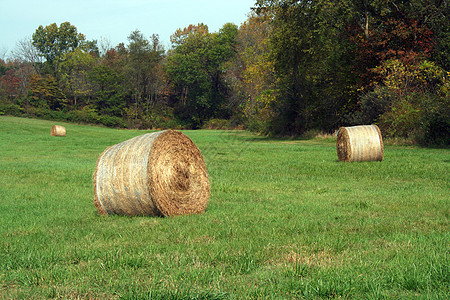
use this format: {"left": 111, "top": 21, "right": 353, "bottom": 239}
{"left": 336, "top": 125, "right": 383, "bottom": 162}
{"left": 93, "top": 130, "right": 210, "bottom": 217}
{"left": 51, "top": 125, "right": 66, "bottom": 137}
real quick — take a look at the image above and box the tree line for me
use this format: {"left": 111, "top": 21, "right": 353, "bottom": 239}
{"left": 1, "top": 0, "right": 448, "bottom": 145}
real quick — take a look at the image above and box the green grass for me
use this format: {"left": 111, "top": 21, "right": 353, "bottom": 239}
{"left": 0, "top": 116, "right": 448, "bottom": 299}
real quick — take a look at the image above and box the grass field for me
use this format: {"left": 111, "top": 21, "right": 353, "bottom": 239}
{"left": 0, "top": 116, "right": 448, "bottom": 299}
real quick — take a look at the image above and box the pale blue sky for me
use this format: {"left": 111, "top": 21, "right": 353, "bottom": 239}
{"left": 1, "top": 0, "right": 255, "bottom": 57}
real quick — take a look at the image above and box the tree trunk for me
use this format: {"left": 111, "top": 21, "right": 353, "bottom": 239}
{"left": 364, "top": 0, "right": 369, "bottom": 40}
{"left": 365, "top": 10, "right": 369, "bottom": 39}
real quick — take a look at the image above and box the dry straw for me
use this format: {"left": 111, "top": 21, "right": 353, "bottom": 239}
{"left": 336, "top": 125, "right": 383, "bottom": 162}
{"left": 51, "top": 125, "right": 66, "bottom": 137}
{"left": 93, "top": 130, "right": 210, "bottom": 217}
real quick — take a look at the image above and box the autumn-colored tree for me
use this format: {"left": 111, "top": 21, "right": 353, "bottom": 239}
{"left": 232, "top": 11, "right": 276, "bottom": 132}
{"left": 357, "top": 58, "right": 449, "bottom": 142}
{"left": 28, "top": 74, "right": 67, "bottom": 110}
{"left": 170, "top": 23, "right": 210, "bottom": 47}
{"left": 0, "top": 59, "right": 7, "bottom": 76}
{"left": 345, "top": 0, "right": 449, "bottom": 144}
{"left": 0, "top": 68, "right": 22, "bottom": 101}
{"left": 347, "top": 12, "right": 435, "bottom": 89}
{"left": 0, "top": 58, "right": 35, "bottom": 104}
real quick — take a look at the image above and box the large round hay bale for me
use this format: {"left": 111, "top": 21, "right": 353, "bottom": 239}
{"left": 93, "top": 130, "right": 210, "bottom": 217}
{"left": 336, "top": 125, "right": 383, "bottom": 162}
{"left": 51, "top": 125, "right": 66, "bottom": 137}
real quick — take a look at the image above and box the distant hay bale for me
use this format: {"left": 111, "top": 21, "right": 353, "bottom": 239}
{"left": 51, "top": 125, "right": 66, "bottom": 137}
{"left": 93, "top": 130, "right": 210, "bottom": 217}
{"left": 336, "top": 125, "right": 383, "bottom": 162}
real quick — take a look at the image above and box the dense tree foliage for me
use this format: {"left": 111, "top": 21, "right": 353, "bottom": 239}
{"left": 253, "top": 0, "right": 358, "bottom": 134}
{"left": 253, "top": 0, "right": 448, "bottom": 144}
{"left": 166, "top": 23, "right": 238, "bottom": 128}
{"left": 32, "top": 22, "right": 87, "bottom": 66}
{"left": 0, "top": 1, "right": 448, "bottom": 145}
{"left": 233, "top": 11, "right": 276, "bottom": 133}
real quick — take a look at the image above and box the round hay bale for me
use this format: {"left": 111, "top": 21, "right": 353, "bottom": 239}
{"left": 93, "top": 130, "right": 210, "bottom": 217}
{"left": 51, "top": 125, "right": 66, "bottom": 137}
{"left": 336, "top": 125, "right": 383, "bottom": 162}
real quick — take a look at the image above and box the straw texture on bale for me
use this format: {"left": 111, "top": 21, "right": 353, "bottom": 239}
{"left": 93, "top": 130, "right": 210, "bottom": 217}
{"left": 51, "top": 125, "right": 66, "bottom": 137}
{"left": 336, "top": 125, "right": 383, "bottom": 162}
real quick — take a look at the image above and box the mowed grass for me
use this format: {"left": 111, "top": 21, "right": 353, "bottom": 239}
{"left": 0, "top": 116, "right": 448, "bottom": 299}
